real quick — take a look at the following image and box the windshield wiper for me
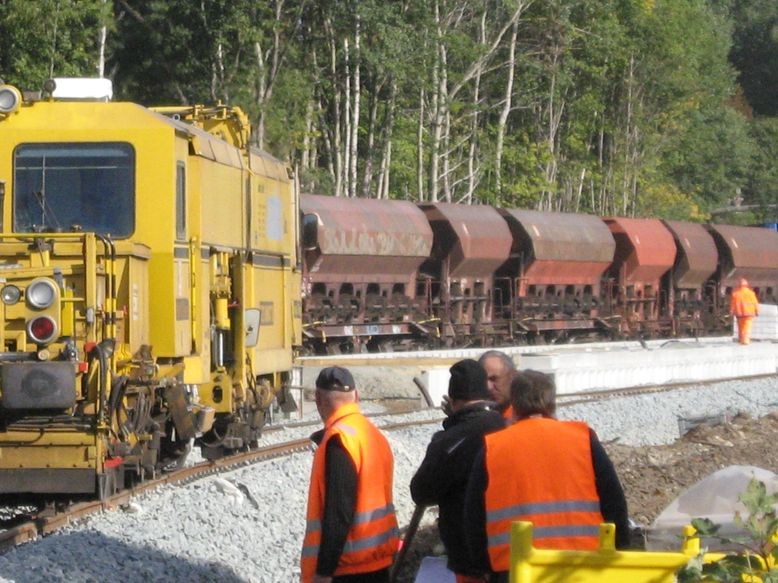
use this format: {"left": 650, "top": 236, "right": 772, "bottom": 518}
{"left": 32, "top": 189, "right": 62, "bottom": 232}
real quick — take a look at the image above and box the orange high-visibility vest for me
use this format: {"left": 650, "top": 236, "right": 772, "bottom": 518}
{"left": 731, "top": 286, "right": 758, "bottom": 317}
{"left": 501, "top": 405, "right": 514, "bottom": 422}
{"left": 301, "top": 403, "right": 399, "bottom": 582}
{"left": 484, "top": 418, "right": 603, "bottom": 572}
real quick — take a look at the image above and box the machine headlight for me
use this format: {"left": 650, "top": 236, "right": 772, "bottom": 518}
{"left": 0, "top": 85, "right": 22, "bottom": 114}
{"left": 27, "top": 316, "right": 58, "bottom": 344}
{"left": 26, "top": 278, "right": 57, "bottom": 309}
{"left": 1, "top": 285, "right": 21, "bottom": 305}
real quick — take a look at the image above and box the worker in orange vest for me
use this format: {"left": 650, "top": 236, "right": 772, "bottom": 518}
{"left": 730, "top": 278, "right": 759, "bottom": 345}
{"left": 463, "top": 370, "right": 629, "bottom": 582}
{"left": 300, "top": 366, "right": 399, "bottom": 583}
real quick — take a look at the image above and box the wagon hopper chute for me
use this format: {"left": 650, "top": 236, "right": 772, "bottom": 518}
{"left": 418, "top": 203, "right": 512, "bottom": 346}
{"left": 604, "top": 218, "right": 677, "bottom": 337}
{"left": 300, "top": 194, "right": 433, "bottom": 353}
{"left": 662, "top": 220, "right": 719, "bottom": 335}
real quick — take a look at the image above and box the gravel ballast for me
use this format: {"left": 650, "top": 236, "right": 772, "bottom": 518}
{"left": 0, "top": 376, "right": 775, "bottom": 583}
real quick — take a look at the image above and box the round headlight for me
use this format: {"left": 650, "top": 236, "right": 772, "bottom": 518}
{"left": 0, "top": 85, "right": 22, "bottom": 114}
{"left": 1, "top": 285, "right": 21, "bottom": 305}
{"left": 27, "top": 316, "right": 58, "bottom": 344}
{"left": 26, "top": 278, "right": 57, "bottom": 309}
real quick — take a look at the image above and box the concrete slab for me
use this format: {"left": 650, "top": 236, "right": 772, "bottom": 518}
{"left": 296, "top": 337, "right": 734, "bottom": 367}
{"left": 736, "top": 303, "right": 778, "bottom": 341}
{"left": 521, "top": 341, "right": 778, "bottom": 395}
{"left": 291, "top": 337, "right": 777, "bottom": 414}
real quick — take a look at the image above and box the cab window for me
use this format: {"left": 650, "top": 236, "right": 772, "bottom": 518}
{"left": 14, "top": 143, "right": 135, "bottom": 237}
{"left": 176, "top": 162, "right": 186, "bottom": 240}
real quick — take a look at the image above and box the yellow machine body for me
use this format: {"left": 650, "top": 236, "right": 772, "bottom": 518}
{"left": 0, "top": 92, "right": 300, "bottom": 497}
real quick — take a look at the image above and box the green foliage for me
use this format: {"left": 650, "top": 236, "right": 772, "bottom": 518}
{"left": 676, "top": 479, "right": 778, "bottom": 582}
{"left": 2, "top": 0, "right": 778, "bottom": 214}
{"left": 0, "top": 0, "right": 110, "bottom": 88}
{"left": 727, "top": 0, "right": 778, "bottom": 116}
{"left": 746, "top": 118, "right": 778, "bottom": 223}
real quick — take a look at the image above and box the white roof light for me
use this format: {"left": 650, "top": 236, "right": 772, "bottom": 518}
{"left": 0, "top": 85, "right": 22, "bottom": 114}
{"left": 51, "top": 77, "right": 113, "bottom": 102}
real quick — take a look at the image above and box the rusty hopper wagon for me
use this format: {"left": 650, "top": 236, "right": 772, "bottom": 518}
{"left": 300, "top": 193, "right": 433, "bottom": 353}
{"left": 496, "top": 209, "right": 617, "bottom": 342}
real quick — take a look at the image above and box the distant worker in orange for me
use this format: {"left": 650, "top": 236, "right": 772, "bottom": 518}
{"left": 730, "top": 278, "right": 759, "bottom": 345}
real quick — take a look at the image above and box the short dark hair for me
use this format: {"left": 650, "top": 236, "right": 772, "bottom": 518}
{"left": 511, "top": 370, "right": 556, "bottom": 417}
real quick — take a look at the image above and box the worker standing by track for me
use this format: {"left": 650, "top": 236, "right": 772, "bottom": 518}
{"left": 730, "top": 278, "right": 759, "bottom": 345}
{"left": 301, "top": 366, "right": 399, "bottom": 583}
{"left": 463, "top": 371, "right": 629, "bottom": 583}
{"left": 411, "top": 359, "right": 505, "bottom": 583}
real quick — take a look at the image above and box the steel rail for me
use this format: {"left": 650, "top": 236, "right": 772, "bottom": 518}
{"left": 2, "top": 372, "right": 774, "bottom": 554}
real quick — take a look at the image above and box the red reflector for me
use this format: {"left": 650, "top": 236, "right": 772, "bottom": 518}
{"left": 104, "top": 457, "right": 123, "bottom": 469}
{"left": 29, "top": 317, "right": 55, "bottom": 342}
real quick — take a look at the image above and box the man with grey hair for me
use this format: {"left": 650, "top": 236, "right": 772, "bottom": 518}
{"left": 477, "top": 350, "right": 517, "bottom": 420}
{"left": 463, "top": 370, "right": 629, "bottom": 582}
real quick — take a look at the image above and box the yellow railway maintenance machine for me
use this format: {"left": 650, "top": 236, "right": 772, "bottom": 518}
{"left": 0, "top": 80, "right": 301, "bottom": 499}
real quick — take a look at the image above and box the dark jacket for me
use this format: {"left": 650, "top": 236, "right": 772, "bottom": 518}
{"left": 410, "top": 401, "right": 505, "bottom": 576}
{"left": 463, "top": 426, "right": 630, "bottom": 583}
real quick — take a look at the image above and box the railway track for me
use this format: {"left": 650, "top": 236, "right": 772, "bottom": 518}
{"left": 0, "top": 413, "right": 442, "bottom": 555}
{"left": 555, "top": 372, "right": 778, "bottom": 406}
{"left": 2, "top": 371, "right": 774, "bottom": 555}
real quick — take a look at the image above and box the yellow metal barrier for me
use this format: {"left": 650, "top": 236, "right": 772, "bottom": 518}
{"left": 509, "top": 522, "right": 708, "bottom": 583}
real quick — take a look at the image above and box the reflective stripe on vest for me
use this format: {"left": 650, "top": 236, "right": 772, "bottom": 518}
{"left": 300, "top": 403, "right": 399, "bottom": 582}
{"left": 484, "top": 418, "right": 603, "bottom": 571}
{"left": 301, "top": 503, "right": 399, "bottom": 558}
{"left": 486, "top": 500, "right": 602, "bottom": 547}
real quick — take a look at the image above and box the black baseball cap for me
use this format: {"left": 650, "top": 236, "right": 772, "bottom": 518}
{"left": 315, "top": 366, "right": 356, "bottom": 392}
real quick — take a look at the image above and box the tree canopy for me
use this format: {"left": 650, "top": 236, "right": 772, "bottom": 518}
{"left": 0, "top": 0, "right": 775, "bottom": 223}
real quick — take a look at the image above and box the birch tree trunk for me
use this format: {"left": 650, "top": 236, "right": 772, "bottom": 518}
{"left": 429, "top": 0, "right": 443, "bottom": 202}
{"left": 324, "top": 16, "right": 343, "bottom": 197}
{"left": 465, "top": 11, "right": 488, "bottom": 204}
{"left": 98, "top": 0, "right": 108, "bottom": 77}
{"left": 251, "top": 0, "right": 286, "bottom": 150}
{"left": 348, "top": 15, "right": 361, "bottom": 198}
{"left": 417, "top": 87, "right": 426, "bottom": 201}
{"left": 495, "top": 19, "right": 518, "bottom": 196}
{"left": 540, "top": 44, "right": 564, "bottom": 211}
{"left": 377, "top": 79, "right": 397, "bottom": 199}
{"left": 344, "top": 37, "right": 352, "bottom": 196}
{"left": 302, "top": 99, "right": 314, "bottom": 171}
{"left": 362, "top": 89, "right": 379, "bottom": 197}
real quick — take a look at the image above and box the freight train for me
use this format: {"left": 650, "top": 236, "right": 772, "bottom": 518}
{"left": 1, "top": 79, "right": 777, "bottom": 499}
{"left": 299, "top": 197, "right": 778, "bottom": 353}
{"left": 0, "top": 80, "right": 300, "bottom": 499}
